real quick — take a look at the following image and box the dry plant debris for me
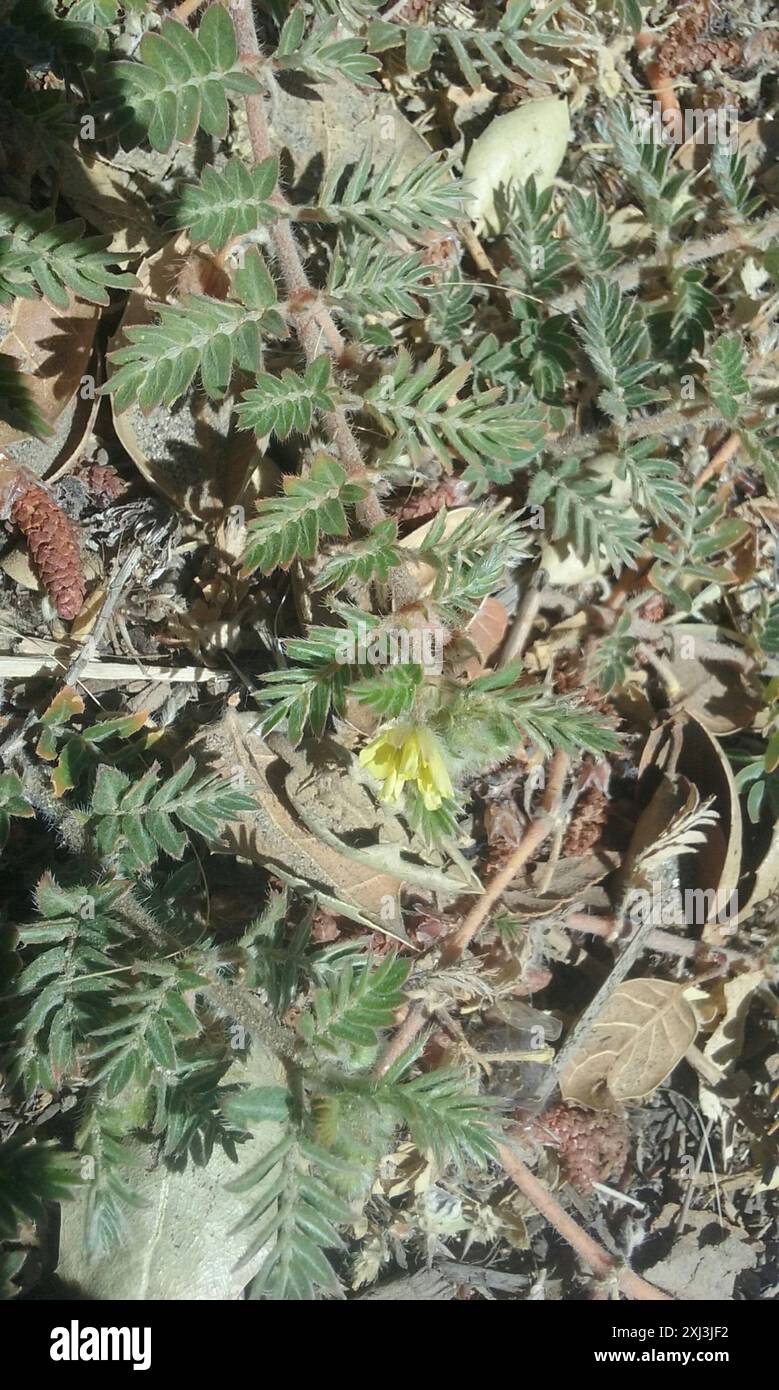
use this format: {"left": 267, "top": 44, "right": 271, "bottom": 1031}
{"left": 0, "top": 0, "right": 776, "bottom": 1306}
{"left": 0, "top": 459, "right": 86, "bottom": 620}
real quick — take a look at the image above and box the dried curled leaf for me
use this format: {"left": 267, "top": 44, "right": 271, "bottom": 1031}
{"left": 503, "top": 848, "right": 619, "bottom": 919}
{"left": 637, "top": 714, "right": 743, "bottom": 939}
{"left": 57, "top": 1047, "right": 283, "bottom": 1298}
{"left": 560, "top": 979, "right": 698, "bottom": 1109}
{"left": 107, "top": 234, "right": 265, "bottom": 518}
{"left": 633, "top": 788, "right": 719, "bottom": 883}
{"left": 703, "top": 970, "right": 766, "bottom": 1071}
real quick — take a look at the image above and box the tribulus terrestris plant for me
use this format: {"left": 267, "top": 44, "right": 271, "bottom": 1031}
{"left": 0, "top": 0, "right": 777, "bottom": 1307}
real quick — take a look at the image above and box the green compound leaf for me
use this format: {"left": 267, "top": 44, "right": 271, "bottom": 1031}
{"left": 243, "top": 455, "right": 367, "bottom": 575}
{"left": 312, "top": 519, "right": 402, "bottom": 591}
{"left": 88, "top": 759, "right": 256, "bottom": 871}
{"left": 103, "top": 251, "right": 282, "bottom": 412}
{"left": 100, "top": 7, "right": 263, "bottom": 153}
{"left": 0, "top": 200, "right": 135, "bottom": 309}
{"left": 171, "top": 156, "right": 279, "bottom": 251}
{"left": 237, "top": 356, "right": 334, "bottom": 440}
{"left": 365, "top": 348, "right": 545, "bottom": 494}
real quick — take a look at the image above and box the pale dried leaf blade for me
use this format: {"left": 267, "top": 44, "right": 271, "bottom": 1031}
{"left": 561, "top": 979, "right": 698, "bottom": 1108}
{"left": 107, "top": 234, "right": 263, "bottom": 517}
{"left": 703, "top": 970, "right": 766, "bottom": 1070}
{"left": 503, "top": 848, "right": 620, "bottom": 918}
{"left": 558, "top": 1038, "right": 616, "bottom": 1110}
{"left": 189, "top": 711, "right": 408, "bottom": 936}
{"left": 57, "top": 1047, "right": 284, "bottom": 1298}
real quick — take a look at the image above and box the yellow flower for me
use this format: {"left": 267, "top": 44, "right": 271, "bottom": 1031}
{"left": 359, "top": 723, "right": 453, "bottom": 811}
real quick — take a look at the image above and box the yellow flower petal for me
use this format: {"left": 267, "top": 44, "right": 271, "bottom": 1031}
{"left": 380, "top": 768, "right": 403, "bottom": 802}
{"left": 360, "top": 748, "right": 392, "bottom": 780}
{"left": 358, "top": 723, "right": 452, "bottom": 810}
{"left": 417, "top": 770, "right": 443, "bottom": 810}
{"left": 418, "top": 734, "right": 453, "bottom": 800}
{"left": 397, "top": 734, "right": 421, "bottom": 780}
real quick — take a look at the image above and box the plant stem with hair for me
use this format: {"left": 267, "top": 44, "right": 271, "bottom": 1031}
{"left": 228, "top": 0, "right": 385, "bottom": 530}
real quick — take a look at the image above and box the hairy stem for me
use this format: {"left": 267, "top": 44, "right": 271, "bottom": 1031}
{"left": 114, "top": 884, "right": 297, "bottom": 1059}
{"left": 441, "top": 814, "right": 555, "bottom": 964}
{"left": 550, "top": 212, "right": 779, "bottom": 315}
{"left": 228, "top": 0, "right": 384, "bottom": 529}
{"left": 498, "top": 1140, "right": 674, "bottom": 1301}
{"left": 205, "top": 974, "right": 297, "bottom": 1059}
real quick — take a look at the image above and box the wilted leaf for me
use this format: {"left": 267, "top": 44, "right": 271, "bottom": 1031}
{"left": 457, "top": 596, "right": 509, "bottom": 678}
{"left": 0, "top": 292, "right": 98, "bottom": 431}
{"left": 503, "top": 849, "right": 619, "bottom": 919}
{"left": 57, "top": 145, "right": 162, "bottom": 256}
{"left": 35, "top": 687, "right": 86, "bottom": 760}
{"left": 561, "top": 979, "right": 698, "bottom": 1108}
{"left": 661, "top": 622, "right": 762, "bottom": 734}
{"left": 740, "top": 819, "right": 779, "bottom": 916}
{"left": 0, "top": 289, "right": 100, "bottom": 474}
{"left": 189, "top": 710, "right": 407, "bottom": 937}
{"left": 238, "top": 71, "right": 434, "bottom": 202}
{"left": 0, "top": 543, "right": 43, "bottom": 596}
{"left": 625, "top": 782, "right": 719, "bottom": 888}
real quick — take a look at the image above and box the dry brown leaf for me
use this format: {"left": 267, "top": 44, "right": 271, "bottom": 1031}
{"left": 0, "top": 291, "right": 100, "bottom": 479}
{"left": 661, "top": 623, "right": 762, "bottom": 734}
{"left": 503, "top": 848, "right": 619, "bottom": 919}
{"left": 397, "top": 507, "right": 518, "bottom": 674}
{"left": 741, "top": 824, "right": 779, "bottom": 916}
{"left": 457, "top": 595, "right": 509, "bottom": 677}
{"left": 703, "top": 970, "right": 766, "bottom": 1071}
{"left": 58, "top": 144, "right": 162, "bottom": 255}
{"left": 236, "top": 72, "right": 433, "bottom": 202}
{"left": 524, "top": 611, "right": 588, "bottom": 675}
{"left": 0, "top": 293, "right": 98, "bottom": 434}
{"left": 189, "top": 711, "right": 429, "bottom": 940}
{"left": 632, "top": 785, "right": 720, "bottom": 886}
{"left": 560, "top": 978, "right": 698, "bottom": 1108}
{"left": 0, "top": 543, "right": 42, "bottom": 595}
{"left": 616, "top": 775, "right": 701, "bottom": 895}
{"left": 636, "top": 715, "right": 743, "bottom": 939}
{"left": 68, "top": 581, "right": 107, "bottom": 640}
